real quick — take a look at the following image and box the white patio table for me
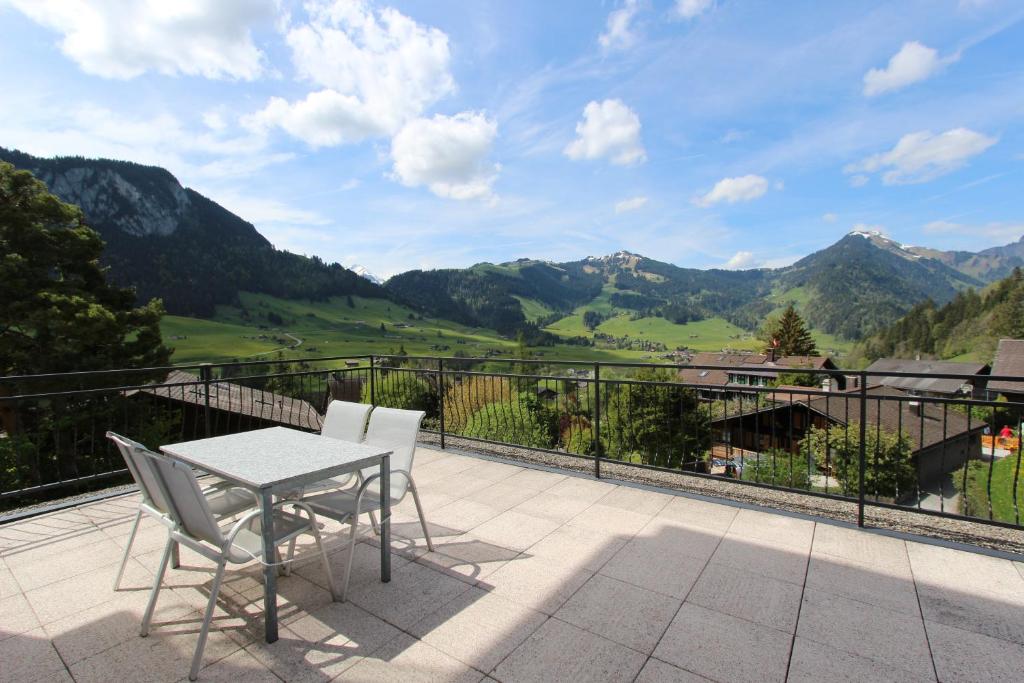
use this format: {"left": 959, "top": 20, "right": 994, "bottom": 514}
{"left": 161, "top": 426, "right": 392, "bottom": 643}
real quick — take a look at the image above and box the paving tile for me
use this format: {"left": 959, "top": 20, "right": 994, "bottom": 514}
{"left": 805, "top": 554, "right": 919, "bottom": 614}
{"left": 502, "top": 467, "right": 567, "bottom": 491}
{"left": 555, "top": 573, "right": 680, "bottom": 654}
{"left": 392, "top": 489, "right": 459, "bottom": 521}
{"left": 708, "top": 534, "right": 808, "bottom": 585}
{"left": 298, "top": 539, "right": 411, "bottom": 594}
{"left": 686, "top": 563, "right": 803, "bottom": 632}
{"left": 599, "top": 525, "right": 717, "bottom": 599}
{"left": 726, "top": 508, "right": 815, "bottom": 549}
{"left": 484, "top": 552, "right": 593, "bottom": 615}
{"left": 657, "top": 495, "right": 739, "bottom": 533}
{"left": 245, "top": 624, "right": 363, "bottom": 683}
{"left": 24, "top": 556, "right": 154, "bottom": 625}
{"left": 493, "top": 617, "right": 646, "bottom": 683}
{"left": 349, "top": 560, "right": 472, "bottom": 630}
{"left": 566, "top": 502, "right": 653, "bottom": 537}
{"left": 285, "top": 600, "right": 402, "bottom": 669}
{"left": 634, "top": 658, "right": 712, "bottom": 682}
{"left": 797, "top": 588, "right": 933, "bottom": 676}
{"left": 460, "top": 459, "right": 524, "bottom": 483}
{"left": 466, "top": 509, "right": 559, "bottom": 553}
{"left": 337, "top": 632, "right": 484, "bottom": 683}
{"left": 409, "top": 586, "right": 547, "bottom": 672}
{"left": 183, "top": 647, "right": 281, "bottom": 683}
{"left": 0, "top": 564, "right": 20, "bottom": 599}
{"left": 927, "top": 619, "right": 1024, "bottom": 683}
{"left": 916, "top": 579, "right": 1024, "bottom": 645}
{"left": 1, "top": 529, "right": 114, "bottom": 566}
{"left": 10, "top": 536, "right": 126, "bottom": 592}
{"left": 907, "top": 541, "right": 1024, "bottom": 600}
{"left": 787, "top": 636, "right": 935, "bottom": 683}
{"left": 426, "top": 498, "right": 506, "bottom": 534}
{"left": 526, "top": 523, "right": 628, "bottom": 573}
{"left": 598, "top": 485, "right": 673, "bottom": 516}
{"left": 653, "top": 603, "right": 791, "bottom": 683}
{"left": 412, "top": 458, "right": 484, "bottom": 486}
{"left": 0, "top": 627, "right": 70, "bottom": 683}
{"left": 812, "top": 523, "right": 910, "bottom": 572}
{"left": 414, "top": 536, "right": 520, "bottom": 584}
{"left": 544, "top": 476, "right": 616, "bottom": 504}
{"left": 0, "top": 592, "right": 40, "bottom": 641}
{"left": 416, "top": 472, "right": 495, "bottom": 499}
{"left": 465, "top": 481, "right": 540, "bottom": 511}
{"left": 510, "top": 490, "right": 595, "bottom": 524}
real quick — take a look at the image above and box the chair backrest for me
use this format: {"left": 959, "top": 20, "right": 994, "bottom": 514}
{"left": 361, "top": 407, "right": 425, "bottom": 499}
{"left": 322, "top": 401, "right": 373, "bottom": 443}
{"left": 137, "top": 449, "right": 226, "bottom": 548}
{"left": 106, "top": 432, "right": 171, "bottom": 515}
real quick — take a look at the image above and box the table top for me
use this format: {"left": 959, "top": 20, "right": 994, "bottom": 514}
{"left": 160, "top": 426, "right": 391, "bottom": 491}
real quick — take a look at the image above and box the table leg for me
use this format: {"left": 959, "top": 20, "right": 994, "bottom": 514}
{"left": 259, "top": 489, "right": 278, "bottom": 643}
{"left": 380, "top": 454, "right": 391, "bottom": 583}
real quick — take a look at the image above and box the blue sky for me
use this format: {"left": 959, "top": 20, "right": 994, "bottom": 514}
{"left": 1, "top": 0, "right": 1022, "bottom": 278}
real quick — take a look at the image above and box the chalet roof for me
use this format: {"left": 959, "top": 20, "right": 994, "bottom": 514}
{"left": 132, "top": 370, "right": 324, "bottom": 431}
{"left": 988, "top": 339, "right": 1024, "bottom": 396}
{"left": 678, "top": 352, "right": 834, "bottom": 387}
{"left": 864, "top": 358, "right": 989, "bottom": 396}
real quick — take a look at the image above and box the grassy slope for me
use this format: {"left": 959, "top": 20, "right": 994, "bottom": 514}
{"left": 513, "top": 296, "right": 554, "bottom": 323}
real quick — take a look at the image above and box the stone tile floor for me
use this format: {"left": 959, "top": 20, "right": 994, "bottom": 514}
{"left": 3, "top": 446, "right": 1024, "bottom": 682}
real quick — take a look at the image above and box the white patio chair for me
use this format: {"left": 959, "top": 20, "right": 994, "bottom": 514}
{"left": 136, "top": 448, "right": 339, "bottom": 681}
{"left": 301, "top": 407, "right": 431, "bottom": 600}
{"left": 303, "top": 400, "right": 373, "bottom": 495}
{"left": 107, "top": 432, "right": 257, "bottom": 590}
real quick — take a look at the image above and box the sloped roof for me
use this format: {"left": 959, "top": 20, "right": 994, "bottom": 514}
{"left": 678, "top": 352, "right": 833, "bottom": 387}
{"left": 864, "top": 358, "right": 989, "bottom": 396}
{"left": 988, "top": 339, "right": 1024, "bottom": 395}
{"left": 133, "top": 370, "right": 324, "bottom": 431}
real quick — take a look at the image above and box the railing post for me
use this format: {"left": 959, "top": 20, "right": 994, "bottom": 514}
{"left": 200, "top": 363, "right": 212, "bottom": 438}
{"left": 594, "top": 363, "right": 602, "bottom": 479}
{"left": 438, "top": 358, "right": 446, "bottom": 450}
{"left": 857, "top": 370, "right": 867, "bottom": 528}
{"left": 369, "top": 355, "right": 376, "bottom": 406}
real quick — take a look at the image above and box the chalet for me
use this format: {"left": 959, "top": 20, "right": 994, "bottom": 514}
{"left": 864, "top": 358, "right": 989, "bottom": 399}
{"left": 130, "top": 370, "right": 324, "bottom": 434}
{"left": 678, "top": 351, "right": 843, "bottom": 397}
{"left": 987, "top": 339, "right": 1024, "bottom": 403}
{"left": 711, "top": 385, "right": 983, "bottom": 493}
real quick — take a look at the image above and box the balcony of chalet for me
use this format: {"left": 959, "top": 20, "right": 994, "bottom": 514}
{"left": 4, "top": 443, "right": 1024, "bottom": 683}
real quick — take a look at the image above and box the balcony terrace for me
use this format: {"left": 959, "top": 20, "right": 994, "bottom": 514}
{"left": 4, "top": 443, "right": 1024, "bottom": 682}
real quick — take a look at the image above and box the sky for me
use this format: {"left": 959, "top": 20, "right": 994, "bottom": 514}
{"left": 0, "top": 0, "right": 1022, "bottom": 279}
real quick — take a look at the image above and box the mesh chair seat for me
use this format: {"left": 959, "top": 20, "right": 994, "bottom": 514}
{"left": 224, "top": 510, "right": 313, "bottom": 564}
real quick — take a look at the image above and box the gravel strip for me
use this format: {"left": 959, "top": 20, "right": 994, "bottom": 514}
{"left": 420, "top": 433, "right": 1024, "bottom": 556}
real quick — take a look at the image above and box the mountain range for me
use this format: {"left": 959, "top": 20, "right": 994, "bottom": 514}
{"left": 4, "top": 148, "right": 1022, "bottom": 341}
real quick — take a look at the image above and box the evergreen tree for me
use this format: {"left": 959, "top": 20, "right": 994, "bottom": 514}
{"left": 762, "top": 305, "right": 817, "bottom": 356}
{"left": 0, "top": 162, "right": 169, "bottom": 375}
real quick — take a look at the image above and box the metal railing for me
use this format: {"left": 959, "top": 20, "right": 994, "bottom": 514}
{"left": 2, "top": 353, "right": 1023, "bottom": 532}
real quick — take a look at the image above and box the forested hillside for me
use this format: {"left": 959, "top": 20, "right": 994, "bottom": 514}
{"left": 853, "top": 268, "right": 1024, "bottom": 363}
{"left": 0, "top": 148, "right": 382, "bottom": 317}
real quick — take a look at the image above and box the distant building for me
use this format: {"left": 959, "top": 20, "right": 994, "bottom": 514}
{"left": 987, "top": 339, "right": 1024, "bottom": 402}
{"left": 864, "top": 358, "right": 989, "bottom": 398}
{"left": 678, "top": 351, "right": 842, "bottom": 396}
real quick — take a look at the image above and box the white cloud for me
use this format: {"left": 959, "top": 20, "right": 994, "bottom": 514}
{"left": 863, "top": 42, "right": 956, "bottom": 97}
{"left": 822, "top": 212, "right": 838, "bottom": 223}
{"left": 694, "top": 174, "right": 769, "bottom": 207}
{"left": 849, "top": 174, "right": 869, "bottom": 187}
{"left": 721, "top": 129, "right": 746, "bottom": 143}
{"left": 674, "top": 0, "right": 713, "bottom": 19}
{"left": 850, "top": 222, "right": 887, "bottom": 236}
{"left": 615, "top": 196, "right": 648, "bottom": 213}
{"left": 564, "top": 99, "right": 646, "bottom": 166}
{"left": 247, "top": 0, "right": 454, "bottom": 146}
{"left": 6, "top": 0, "right": 274, "bottom": 80}
{"left": 341, "top": 179, "right": 361, "bottom": 191}
{"left": 599, "top": 0, "right": 641, "bottom": 51}
{"left": 845, "top": 128, "right": 997, "bottom": 184}
{"left": 390, "top": 112, "right": 500, "bottom": 201}
{"left": 201, "top": 188, "right": 331, "bottom": 226}
{"left": 722, "top": 251, "right": 758, "bottom": 269}
{"left": 202, "top": 110, "right": 227, "bottom": 132}
{"left": 923, "top": 220, "right": 1024, "bottom": 241}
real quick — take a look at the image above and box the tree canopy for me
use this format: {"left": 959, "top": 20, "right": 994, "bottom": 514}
{"left": 0, "top": 162, "right": 169, "bottom": 375}
{"left": 762, "top": 305, "right": 817, "bottom": 356}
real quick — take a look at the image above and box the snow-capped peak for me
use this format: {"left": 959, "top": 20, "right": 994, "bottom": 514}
{"left": 348, "top": 264, "right": 383, "bottom": 285}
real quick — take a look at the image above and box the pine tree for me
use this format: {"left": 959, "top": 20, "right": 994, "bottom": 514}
{"left": 763, "top": 305, "right": 817, "bottom": 356}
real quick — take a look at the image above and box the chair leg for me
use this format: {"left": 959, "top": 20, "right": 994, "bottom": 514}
{"left": 170, "top": 540, "right": 181, "bottom": 570}
{"left": 284, "top": 538, "right": 297, "bottom": 577}
{"left": 308, "top": 524, "right": 340, "bottom": 601}
{"left": 188, "top": 559, "right": 227, "bottom": 682}
{"left": 368, "top": 510, "right": 380, "bottom": 536}
{"left": 340, "top": 517, "right": 361, "bottom": 602}
{"left": 409, "top": 479, "right": 434, "bottom": 552}
{"left": 113, "top": 508, "right": 142, "bottom": 590}
{"left": 140, "top": 537, "right": 174, "bottom": 637}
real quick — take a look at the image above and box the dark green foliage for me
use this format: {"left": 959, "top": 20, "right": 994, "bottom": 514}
{"left": 608, "top": 292, "right": 663, "bottom": 310}
{"left": 582, "top": 310, "right": 604, "bottom": 330}
{"left": 0, "top": 148, "right": 382, "bottom": 317}
{"left": 741, "top": 449, "right": 813, "bottom": 490}
{"left": 802, "top": 423, "right": 916, "bottom": 499}
{"left": 761, "top": 305, "right": 817, "bottom": 356}
{"left": 462, "top": 391, "right": 559, "bottom": 449}
{"left": 0, "top": 161, "right": 170, "bottom": 375}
